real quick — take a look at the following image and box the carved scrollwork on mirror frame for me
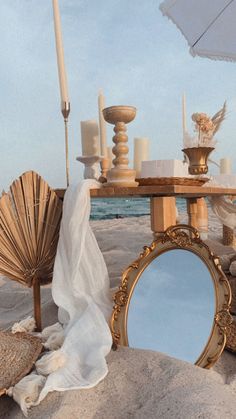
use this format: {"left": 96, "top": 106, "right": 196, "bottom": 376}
{"left": 110, "top": 224, "right": 232, "bottom": 368}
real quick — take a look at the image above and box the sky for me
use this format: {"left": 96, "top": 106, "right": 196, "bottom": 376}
{"left": 1, "top": 0, "right": 236, "bottom": 190}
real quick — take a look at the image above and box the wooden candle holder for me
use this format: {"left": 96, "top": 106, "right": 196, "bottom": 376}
{"left": 76, "top": 155, "right": 102, "bottom": 180}
{"left": 102, "top": 106, "right": 138, "bottom": 187}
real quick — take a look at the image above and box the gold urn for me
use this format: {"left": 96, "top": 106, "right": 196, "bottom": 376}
{"left": 182, "top": 147, "right": 214, "bottom": 175}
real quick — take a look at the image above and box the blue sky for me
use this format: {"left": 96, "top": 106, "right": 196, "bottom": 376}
{"left": 128, "top": 249, "right": 214, "bottom": 363}
{"left": 1, "top": 0, "right": 236, "bottom": 190}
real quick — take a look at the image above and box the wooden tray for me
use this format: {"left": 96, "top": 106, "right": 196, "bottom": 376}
{"left": 136, "top": 177, "right": 209, "bottom": 187}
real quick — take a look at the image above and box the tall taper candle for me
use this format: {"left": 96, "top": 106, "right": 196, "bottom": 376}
{"left": 182, "top": 93, "right": 187, "bottom": 138}
{"left": 52, "top": 0, "right": 69, "bottom": 105}
{"left": 98, "top": 89, "right": 107, "bottom": 157}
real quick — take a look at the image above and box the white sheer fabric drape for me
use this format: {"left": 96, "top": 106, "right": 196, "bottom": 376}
{"left": 9, "top": 179, "right": 113, "bottom": 413}
{"left": 37, "top": 179, "right": 113, "bottom": 402}
{"left": 210, "top": 196, "right": 236, "bottom": 229}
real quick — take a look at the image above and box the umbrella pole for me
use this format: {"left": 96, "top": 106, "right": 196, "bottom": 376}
{"left": 33, "top": 277, "right": 42, "bottom": 332}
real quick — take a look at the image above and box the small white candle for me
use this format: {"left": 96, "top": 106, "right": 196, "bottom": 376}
{"left": 80, "top": 120, "right": 100, "bottom": 156}
{"left": 52, "top": 0, "right": 69, "bottom": 105}
{"left": 98, "top": 90, "right": 107, "bottom": 157}
{"left": 133, "top": 138, "right": 150, "bottom": 178}
{"left": 220, "top": 158, "right": 232, "bottom": 174}
{"left": 107, "top": 146, "right": 114, "bottom": 169}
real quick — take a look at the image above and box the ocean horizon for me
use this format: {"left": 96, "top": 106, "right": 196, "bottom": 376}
{"left": 90, "top": 197, "right": 187, "bottom": 220}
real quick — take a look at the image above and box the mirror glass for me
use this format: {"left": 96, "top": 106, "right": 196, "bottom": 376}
{"left": 127, "top": 249, "right": 215, "bottom": 363}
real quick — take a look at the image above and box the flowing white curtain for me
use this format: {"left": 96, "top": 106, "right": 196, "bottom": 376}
{"left": 9, "top": 180, "right": 113, "bottom": 413}
{"left": 38, "top": 179, "right": 112, "bottom": 402}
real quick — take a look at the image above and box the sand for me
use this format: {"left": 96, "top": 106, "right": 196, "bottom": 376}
{"left": 0, "top": 209, "right": 236, "bottom": 418}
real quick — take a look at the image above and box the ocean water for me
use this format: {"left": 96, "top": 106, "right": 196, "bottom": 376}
{"left": 91, "top": 197, "right": 187, "bottom": 220}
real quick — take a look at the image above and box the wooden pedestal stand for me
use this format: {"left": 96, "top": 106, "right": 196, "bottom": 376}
{"left": 102, "top": 106, "right": 138, "bottom": 187}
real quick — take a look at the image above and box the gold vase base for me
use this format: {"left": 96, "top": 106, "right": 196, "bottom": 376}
{"left": 188, "top": 166, "right": 208, "bottom": 175}
{"left": 103, "top": 168, "right": 138, "bottom": 188}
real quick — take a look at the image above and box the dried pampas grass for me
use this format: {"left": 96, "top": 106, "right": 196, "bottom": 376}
{"left": 212, "top": 101, "right": 227, "bottom": 135}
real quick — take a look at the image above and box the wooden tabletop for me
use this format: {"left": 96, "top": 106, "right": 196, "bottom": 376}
{"left": 56, "top": 185, "right": 236, "bottom": 199}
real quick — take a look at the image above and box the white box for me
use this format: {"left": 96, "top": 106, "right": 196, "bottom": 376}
{"left": 140, "top": 160, "right": 189, "bottom": 178}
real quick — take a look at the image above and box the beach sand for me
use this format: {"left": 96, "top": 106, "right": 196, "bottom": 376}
{"left": 0, "top": 209, "right": 236, "bottom": 418}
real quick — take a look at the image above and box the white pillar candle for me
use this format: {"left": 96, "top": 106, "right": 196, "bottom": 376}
{"left": 98, "top": 90, "right": 107, "bottom": 157}
{"left": 107, "top": 146, "right": 114, "bottom": 169}
{"left": 80, "top": 120, "right": 100, "bottom": 156}
{"left": 220, "top": 158, "right": 232, "bottom": 174}
{"left": 133, "top": 137, "right": 150, "bottom": 178}
{"left": 52, "top": 0, "right": 69, "bottom": 105}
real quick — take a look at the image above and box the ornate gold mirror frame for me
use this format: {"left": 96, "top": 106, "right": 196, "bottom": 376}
{"left": 110, "top": 225, "right": 232, "bottom": 368}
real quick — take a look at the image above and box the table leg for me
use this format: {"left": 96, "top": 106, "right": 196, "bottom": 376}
{"left": 197, "top": 197, "right": 208, "bottom": 239}
{"left": 150, "top": 197, "right": 176, "bottom": 236}
{"left": 187, "top": 198, "right": 199, "bottom": 229}
{"left": 223, "top": 224, "right": 236, "bottom": 247}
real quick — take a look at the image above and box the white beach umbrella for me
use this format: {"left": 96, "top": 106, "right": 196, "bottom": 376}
{"left": 160, "top": 0, "right": 236, "bottom": 62}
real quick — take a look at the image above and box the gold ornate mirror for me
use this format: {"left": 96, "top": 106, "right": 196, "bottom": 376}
{"left": 111, "top": 225, "right": 232, "bottom": 368}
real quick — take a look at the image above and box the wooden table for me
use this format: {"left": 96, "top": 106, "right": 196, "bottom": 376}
{"left": 56, "top": 184, "right": 236, "bottom": 236}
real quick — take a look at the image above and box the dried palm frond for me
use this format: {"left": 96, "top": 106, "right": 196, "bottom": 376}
{"left": 0, "top": 171, "right": 63, "bottom": 331}
{"left": 211, "top": 101, "right": 227, "bottom": 135}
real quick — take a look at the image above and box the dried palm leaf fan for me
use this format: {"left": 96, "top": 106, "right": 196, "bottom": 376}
{"left": 0, "top": 171, "right": 63, "bottom": 331}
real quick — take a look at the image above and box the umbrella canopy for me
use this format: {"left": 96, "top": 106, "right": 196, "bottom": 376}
{"left": 160, "top": 0, "right": 236, "bottom": 62}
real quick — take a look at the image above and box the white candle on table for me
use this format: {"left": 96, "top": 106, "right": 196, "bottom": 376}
{"left": 182, "top": 93, "right": 187, "bottom": 145}
{"left": 133, "top": 137, "right": 150, "bottom": 178}
{"left": 52, "top": 0, "right": 69, "bottom": 105}
{"left": 107, "top": 146, "right": 114, "bottom": 169}
{"left": 220, "top": 158, "right": 232, "bottom": 174}
{"left": 80, "top": 120, "right": 100, "bottom": 156}
{"left": 98, "top": 90, "right": 107, "bottom": 157}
